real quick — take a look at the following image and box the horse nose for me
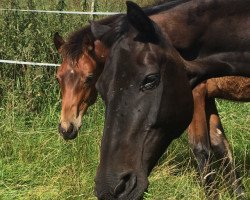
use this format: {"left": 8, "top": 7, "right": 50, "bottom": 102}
{"left": 95, "top": 172, "right": 137, "bottom": 199}
{"left": 113, "top": 172, "right": 137, "bottom": 198}
{"left": 58, "top": 123, "right": 77, "bottom": 140}
{"left": 58, "top": 122, "right": 73, "bottom": 134}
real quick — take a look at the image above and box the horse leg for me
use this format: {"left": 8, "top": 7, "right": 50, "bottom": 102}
{"left": 188, "top": 83, "right": 216, "bottom": 197}
{"left": 206, "top": 98, "right": 245, "bottom": 198}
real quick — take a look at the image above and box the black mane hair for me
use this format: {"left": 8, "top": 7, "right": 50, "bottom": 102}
{"left": 144, "top": 0, "right": 190, "bottom": 15}
{"left": 61, "top": 14, "right": 123, "bottom": 63}
{"left": 61, "top": 0, "right": 190, "bottom": 62}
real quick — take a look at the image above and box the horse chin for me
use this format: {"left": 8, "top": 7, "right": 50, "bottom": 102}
{"left": 62, "top": 132, "right": 78, "bottom": 140}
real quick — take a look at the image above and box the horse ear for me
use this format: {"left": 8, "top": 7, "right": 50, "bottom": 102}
{"left": 53, "top": 32, "right": 65, "bottom": 53}
{"left": 90, "top": 21, "right": 112, "bottom": 40}
{"left": 126, "top": 1, "right": 159, "bottom": 43}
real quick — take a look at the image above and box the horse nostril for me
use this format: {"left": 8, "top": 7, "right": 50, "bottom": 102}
{"left": 114, "top": 173, "right": 137, "bottom": 198}
{"left": 58, "top": 122, "right": 78, "bottom": 140}
{"left": 58, "top": 123, "right": 66, "bottom": 134}
{"left": 68, "top": 123, "right": 74, "bottom": 133}
{"left": 58, "top": 123, "right": 74, "bottom": 134}
{"left": 114, "top": 179, "right": 126, "bottom": 197}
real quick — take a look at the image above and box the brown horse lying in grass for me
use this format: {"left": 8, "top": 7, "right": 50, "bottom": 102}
{"left": 53, "top": 0, "right": 250, "bottom": 198}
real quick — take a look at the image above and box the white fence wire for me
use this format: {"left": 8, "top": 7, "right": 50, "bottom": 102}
{"left": 0, "top": 59, "right": 60, "bottom": 67}
{"left": 0, "top": 8, "right": 121, "bottom": 15}
{"left": 0, "top": 7, "right": 121, "bottom": 67}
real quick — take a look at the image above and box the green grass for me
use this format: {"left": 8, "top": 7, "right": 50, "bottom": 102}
{"left": 0, "top": 97, "right": 104, "bottom": 200}
{"left": 0, "top": 0, "right": 249, "bottom": 199}
{"left": 0, "top": 96, "right": 249, "bottom": 200}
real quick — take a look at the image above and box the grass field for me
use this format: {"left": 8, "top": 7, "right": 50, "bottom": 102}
{"left": 0, "top": 0, "right": 249, "bottom": 199}
{"left": 0, "top": 98, "right": 249, "bottom": 200}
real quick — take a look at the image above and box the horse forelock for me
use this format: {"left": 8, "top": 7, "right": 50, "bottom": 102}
{"left": 61, "top": 26, "right": 95, "bottom": 65}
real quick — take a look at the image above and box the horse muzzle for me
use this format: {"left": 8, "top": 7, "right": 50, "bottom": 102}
{"left": 58, "top": 122, "right": 78, "bottom": 140}
{"left": 95, "top": 171, "right": 148, "bottom": 200}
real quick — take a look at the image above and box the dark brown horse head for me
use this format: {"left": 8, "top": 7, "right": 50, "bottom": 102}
{"left": 91, "top": 1, "right": 250, "bottom": 199}
{"left": 54, "top": 30, "right": 107, "bottom": 140}
{"left": 52, "top": 0, "right": 190, "bottom": 141}
{"left": 92, "top": 2, "right": 194, "bottom": 199}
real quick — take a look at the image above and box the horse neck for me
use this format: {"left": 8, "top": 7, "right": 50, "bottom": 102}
{"left": 150, "top": 0, "right": 249, "bottom": 49}
{"left": 184, "top": 52, "right": 250, "bottom": 88}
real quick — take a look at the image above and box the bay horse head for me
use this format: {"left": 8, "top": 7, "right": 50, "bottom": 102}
{"left": 53, "top": 29, "right": 108, "bottom": 140}
{"left": 91, "top": 1, "right": 250, "bottom": 199}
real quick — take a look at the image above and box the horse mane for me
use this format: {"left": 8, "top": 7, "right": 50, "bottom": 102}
{"left": 144, "top": 0, "right": 190, "bottom": 15}
{"left": 98, "top": 0, "right": 191, "bottom": 48}
{"left": 61, "top": 0, "right": 190, "bottom": 63}
{"left": 61, "top": 14, "right": 123, "bottom": 63}
{"left": 61, "top": 26, "right": 94, "bottom": 63}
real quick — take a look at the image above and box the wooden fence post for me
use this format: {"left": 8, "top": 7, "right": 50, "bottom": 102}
{"left": 57, "top": 0, "right": 66, "bottom": 24}
{"left": 82, "top": 0, "right": 87, "bottom": 10}
{"left": 90, "top": 0, "right": 96, "bottom": 20}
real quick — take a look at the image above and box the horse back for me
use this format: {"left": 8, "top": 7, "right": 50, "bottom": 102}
{"left": 206, "top": 77, "right": 250, "bottom": 102}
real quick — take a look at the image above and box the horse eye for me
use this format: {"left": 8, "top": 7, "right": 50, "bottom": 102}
{"left": 141, "top": 73, "right": 160, "bottom": 91}
{"left": 85, "top": 74, "right": 94, "bottom": 84}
